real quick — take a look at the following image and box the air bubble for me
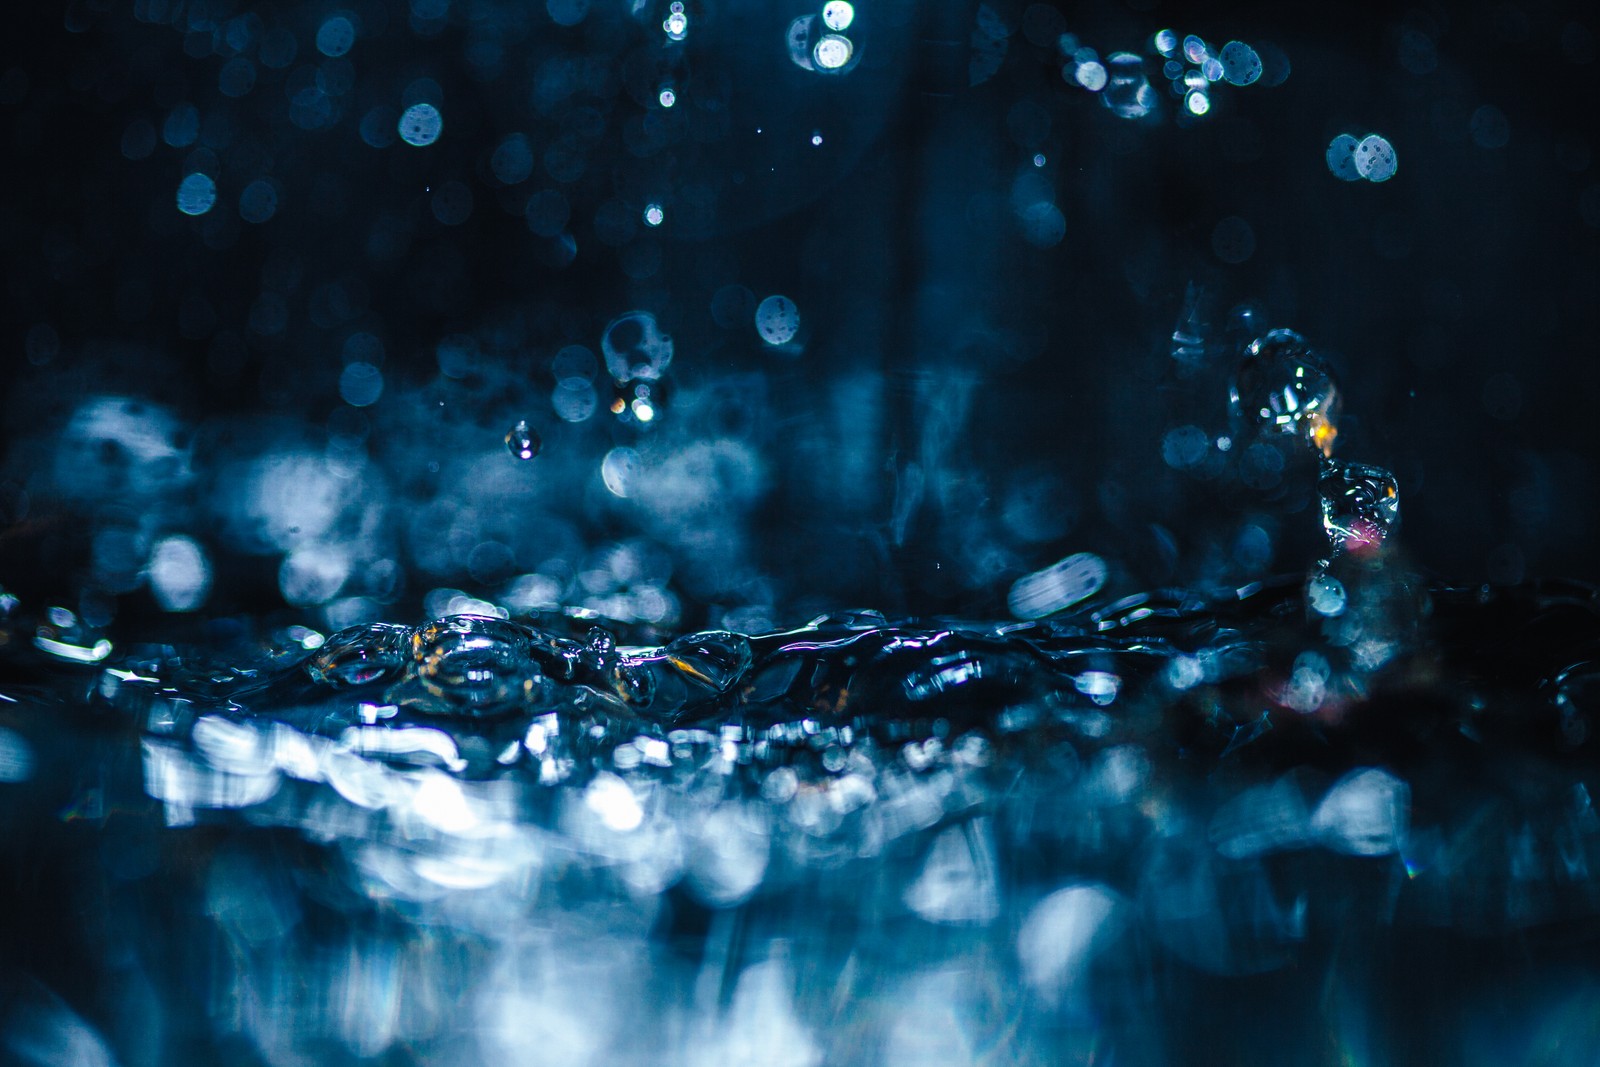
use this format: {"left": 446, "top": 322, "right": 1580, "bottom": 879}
{"left": 506, "top": 420, "right": 541, "bottom": 460}
{"left": 409, "top": 615, "right": 540, "bottom": 715}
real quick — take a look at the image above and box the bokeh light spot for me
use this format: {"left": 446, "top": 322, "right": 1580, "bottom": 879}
{"left": 177, "top": 173, "right": 217, "bottom": 216}
{"left": 398, "top": 103, "right": 442, "bottom": 147}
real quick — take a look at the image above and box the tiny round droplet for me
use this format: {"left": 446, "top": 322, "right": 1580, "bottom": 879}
{"left": 506, "top": 420, "right": 541, "bottom": 460}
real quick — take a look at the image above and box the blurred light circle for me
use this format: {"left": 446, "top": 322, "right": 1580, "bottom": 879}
{"left": 238, "top": 179, "right": 278, "bottom": 223}
{"left": 316, "top": 14, "right": 356, "bottom": 57}
{"left": 813, "top": 34, "right": 853, "bottom": 70}
{"left": 755, "top": 295, "right": 801, "bottom": 346}
{"left": 177, "top": 173, "right": 217, "bottom": 216}
{"left": 339, "top": 362, "right": 384, "bottom": 407}
{"left": 1354, "top": 133, "right": 1397, "bottom": 181}
{"left": 822, "top": 2, "right": 854, "bottom": 31}
{"left": 398, "top": 103, "right": 442, "bottom": 146}
{"left": 1325, "top": 134, "right": 1362, "bottom": 181}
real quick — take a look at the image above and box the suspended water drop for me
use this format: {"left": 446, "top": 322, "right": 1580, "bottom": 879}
{"left": 1318, "top": 460, "right": 1400, "bottom": 555}
{"left": 506, "top": 420, "right": 541, "bottom": 460}
{"left": 1229, "top": 329, "right": 1341, "bottom": 456}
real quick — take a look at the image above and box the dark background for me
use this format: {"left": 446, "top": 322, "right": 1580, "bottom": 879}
{"left": 1, "top": 0, "right": 1596, "bottom": 635}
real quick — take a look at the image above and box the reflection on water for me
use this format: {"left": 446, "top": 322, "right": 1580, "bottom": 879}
{"left": 3, "top": 564, "right": 1599, "bottom": 1064}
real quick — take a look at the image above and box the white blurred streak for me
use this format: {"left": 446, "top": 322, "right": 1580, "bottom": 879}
{"left": 1209, "top": 776, "right": 1311, "bottom": 858}
{"left": 0, "top": 977, "right": 119, "bottom": 1067}
{"left": 1083, "top": 745, "right": 1149, "bottom": 806}
{"left": 0, "top": 726, "right": 35, "bottom": 782}
{"left": 143, "top": 739, "right": 280, "bottom": 816}
{"left": 684, "top": 803, "right": 770, "bottom": 908}
{"left": 1312, "top": 767, "right": 1409, "bottom": 856}
{"left": 1008, "top": 552, "right": 1107, "bottom": 619}
{"left": 340, "top": 724, "right": 467, "bottom": 773}
{"left": 1017, "top": 883, "right": 1124, "bottom": 1010}
{"left": 903, "top": 819, "right": 1000, "bottom": 925}
{"left": 693, "top": 957, "right": 821, "bottom": 1067}
{"left": 884, "top": 969, "right": 979, "bottom": 1067}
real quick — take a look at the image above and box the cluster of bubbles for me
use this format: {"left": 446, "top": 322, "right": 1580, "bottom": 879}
{"left": 1056, "top": 27, "right": 1282, "bottom": 122}
{"left": 787, "top": 2, "right": 858, "bottom": 75}
{"left": 1326, "top": 132, "right": 1399, "bottom": 183}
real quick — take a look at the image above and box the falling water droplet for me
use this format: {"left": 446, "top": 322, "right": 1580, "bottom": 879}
{"left": 1229, "top": 329, "right": 1341, "bottom": 456}
{"left": 1318, "top": 460, "right": 1400, "bottom": 556}
{"left": 505, "top": 420, "right": 541, "bottom": 460}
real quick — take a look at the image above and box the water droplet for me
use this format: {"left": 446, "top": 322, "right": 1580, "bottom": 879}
{"left": 1229, "top": 329, "right": 1341, "bottom": 456}
{"left": 506, "top": 420, "right": 541, "bottom": 460}
{"left": 643, "top": 203, "right": 664, "bottom": 227}
{"left": 821, "top": 1, "right": 854, "bottom": 32}
{"left": 408, "top": 615, "right": 540, "bottom": 715}
{"left": 308, "top": 622, "right": 411, "bottom": 688}
{"left": 1318, "top": 460, "right": 1400, "bottom": 555}
{"left": 811, "top": 131, "right": 823, "bottom": 146}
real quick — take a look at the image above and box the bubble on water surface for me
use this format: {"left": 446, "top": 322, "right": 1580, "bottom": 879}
{"left": 755, "top": 295, "right": 801, "bottom": 346}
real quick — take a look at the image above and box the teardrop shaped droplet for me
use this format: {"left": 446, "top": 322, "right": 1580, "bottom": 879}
{"left": 1318, "top": 459, "right": 1400, "bottom": 555}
